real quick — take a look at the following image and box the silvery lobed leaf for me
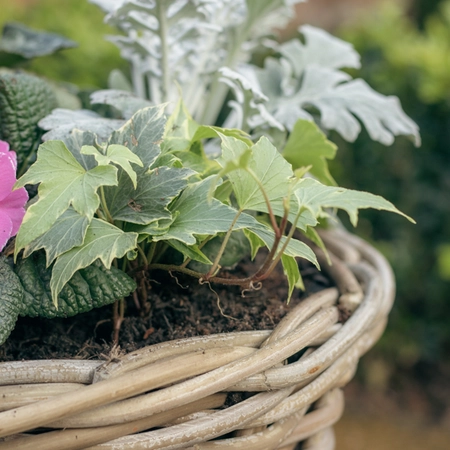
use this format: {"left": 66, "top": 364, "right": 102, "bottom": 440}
{"left": 232, "top": 25, "right": 420, "bottom": 146}
{"left": 219, "top": 66, "right": 284, "bottom": 131}
{"left": 90, "top": 89, "right": 153, "bottom": 119}
{"left": 39, "top": 109, "right": 124, "bottom": 143}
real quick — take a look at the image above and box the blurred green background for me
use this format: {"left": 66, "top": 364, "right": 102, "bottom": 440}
{"left": 1, "top": 0, "right": 450, "bottom": 444}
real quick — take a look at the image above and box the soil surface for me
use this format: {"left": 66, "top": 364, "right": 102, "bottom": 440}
{"left": 0, "top": 257, "right": 331, "bottom": 361}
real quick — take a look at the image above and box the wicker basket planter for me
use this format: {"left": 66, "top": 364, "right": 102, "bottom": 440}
{"left": 0, "top": 228, "right": 394, "bottom": 450}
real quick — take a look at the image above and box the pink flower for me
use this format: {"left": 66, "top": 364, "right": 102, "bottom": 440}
{"left": 0, "top": 140, "right": 28, "bottom": 252}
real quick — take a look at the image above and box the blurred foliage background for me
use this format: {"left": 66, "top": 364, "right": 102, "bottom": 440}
{"left": 1, "top": 0, "right": 449, "bottom": 422}
{"left": 0, "top": 0, "right": 125, "bottom": 88}
{"left": 331, "top": 0, "right": 450, "bottom": 417}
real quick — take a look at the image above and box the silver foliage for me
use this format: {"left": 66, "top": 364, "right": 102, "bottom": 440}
{"left": 226, "top": 25, "right": 420, "bottom": 146}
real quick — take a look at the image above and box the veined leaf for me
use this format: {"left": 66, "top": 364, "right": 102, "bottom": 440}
{"left": 220, "top": 135, "right": 294, "bottom": 212}
{"left": 15, "top": 140, "right": 118, "bottom": 255}
{"left": 81, "top": 144, "right": 143, "bottom": 188}
{"left": 50, "top": 219, "right": 138, "bottom": 304}
{"left": 282, "top": 119, "right": 337, "bottom": 186}
{"left": 153, "top": 177, "right": 257, "bottom": 245}
{"left": 247, "top": 224, "right": 319, "bottom": 268}
{"left": 281, "top": 254, "right": 304, "bottom": 302}
{"left": 167, "top": 239, "right": 212, "bottom": 266}
{"left": 107, "top": 166, "right": 193, "bottom": 225}
{"left": 16, "top": 255, "right": 136, "bottom": 319}
{"left": 294, "top": 178, "right": 415, "bottom": 226}
{"left": 108, "top": 105, "right": 166, "bottom": 171}
{"left": 24, "top": 208, "right": 90, "bottom": 266}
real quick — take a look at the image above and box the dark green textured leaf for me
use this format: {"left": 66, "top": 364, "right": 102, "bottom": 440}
{"left": 0, "top": 22, "right": 77, "bottom": 58}
{"left": 15, "top": 253, "right": 136, "bottom": 319}
{"left": 0, "top": 71, "right": 57, "bottom": 164}
{"left": 0, "top": 257, "right": 24, "bottom": 345}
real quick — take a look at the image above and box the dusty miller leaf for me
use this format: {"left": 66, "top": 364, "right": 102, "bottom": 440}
{"left": 39, "top": 109, "right": 124, "bottom": 143}
{"left": 90, "top": 89, "right": 153, "bottom": 119}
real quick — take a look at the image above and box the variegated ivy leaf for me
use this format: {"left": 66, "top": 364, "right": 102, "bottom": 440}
{"left": 51, "top": 219, "right": 138, "bottom": 304}
{"left": 81, "top": 144, "right": 143, "bottom": 188}
{"left": 281, "top": 254, "right": 304, "bottom": 301}
{"left": 293, "top": 178, "right": 415, "bottom": 227}
{"left": 108, "top": 105, "right": 166, "bottom": 171}
{"left": 23, "top": 208, "right": 89, "bottom": 266}
{"left": 107, "top": 166, "right": 193, "bottom": 225}
{"left": 219, "top": 134, "right": 294, "bottom": 212}
{"left": 14, "top": 140, "right": 118, "bottom": 255}
{"left": 152, "top": 176, "right": 258, "bottom": 245}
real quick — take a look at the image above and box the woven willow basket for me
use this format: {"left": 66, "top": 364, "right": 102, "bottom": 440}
{"left": 0, "top": 228, "right": 395, "bottom": 449}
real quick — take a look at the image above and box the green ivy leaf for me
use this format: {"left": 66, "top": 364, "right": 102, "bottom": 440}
{"left": 282, "top": 119, "right": 337, "bottom": 186}
{"left": 294, "top": 178, "right": 415, "bottom": 226}
{"left": 281, "top": 254, "right": 304, "bottom": 303}
{"left": 247, "top": 224, "right": 319, "bottom": 267}
{"left": 15, "top": 254, "right": 136, "bottom": 319}
{"left": 107, "top": 167, "right": 193, "bottom": 225}
{"left": 153, "top": 177, "right": 257, "bottom": 245}
{"left": 15, "top": 140, "right": 118, "bottom": 255}
{"left": 220, "top": 135, "right": 294, "bottom": 212}
{"left": 167, "top": 239, "right": 212, "bottom": 266}
{"left": 23, "top": 208, "right": 90, "bottom": 266}
{"left": 50, "top": 219, "right": 138, "bottom": 304}
{"left": 0, "top": 257, "right": 24, "bottom": 345}
{"left": 81, "top": 144, "right": 143, "bottom": 188}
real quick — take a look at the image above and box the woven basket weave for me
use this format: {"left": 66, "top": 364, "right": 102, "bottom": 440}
{"left": 0, "top": 229, "right": 395, "bottom": 449}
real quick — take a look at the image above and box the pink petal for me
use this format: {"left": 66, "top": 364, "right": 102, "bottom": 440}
{"left": 0, "top": 187, "right": 28, "bottom": 236}
{"left": 0, "top": 210, "right": 13, "bottom": 252}
{"left": 0, "top": 140, "right": 10, "bottom": 155}
{"left": 0, "top": 151, "right": 18, "bottom": 202}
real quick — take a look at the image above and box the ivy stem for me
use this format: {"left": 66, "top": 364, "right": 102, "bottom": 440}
{"left": 255, "top": 207, "right": 304, "bottom": 282}
{"left": 99, "top": 186, "right": 114, "bottom": 223}
{"left": 146, "top": 242, "right": 157, "bottom": 265}
{"left": 137, "top": 244, "right": 149, "bottom": 268}
{"left": 246, "top": 167, "right": 280, "bottom": 237}
{"left": 204, "top": 209, "right": 243, "bottom": 280}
